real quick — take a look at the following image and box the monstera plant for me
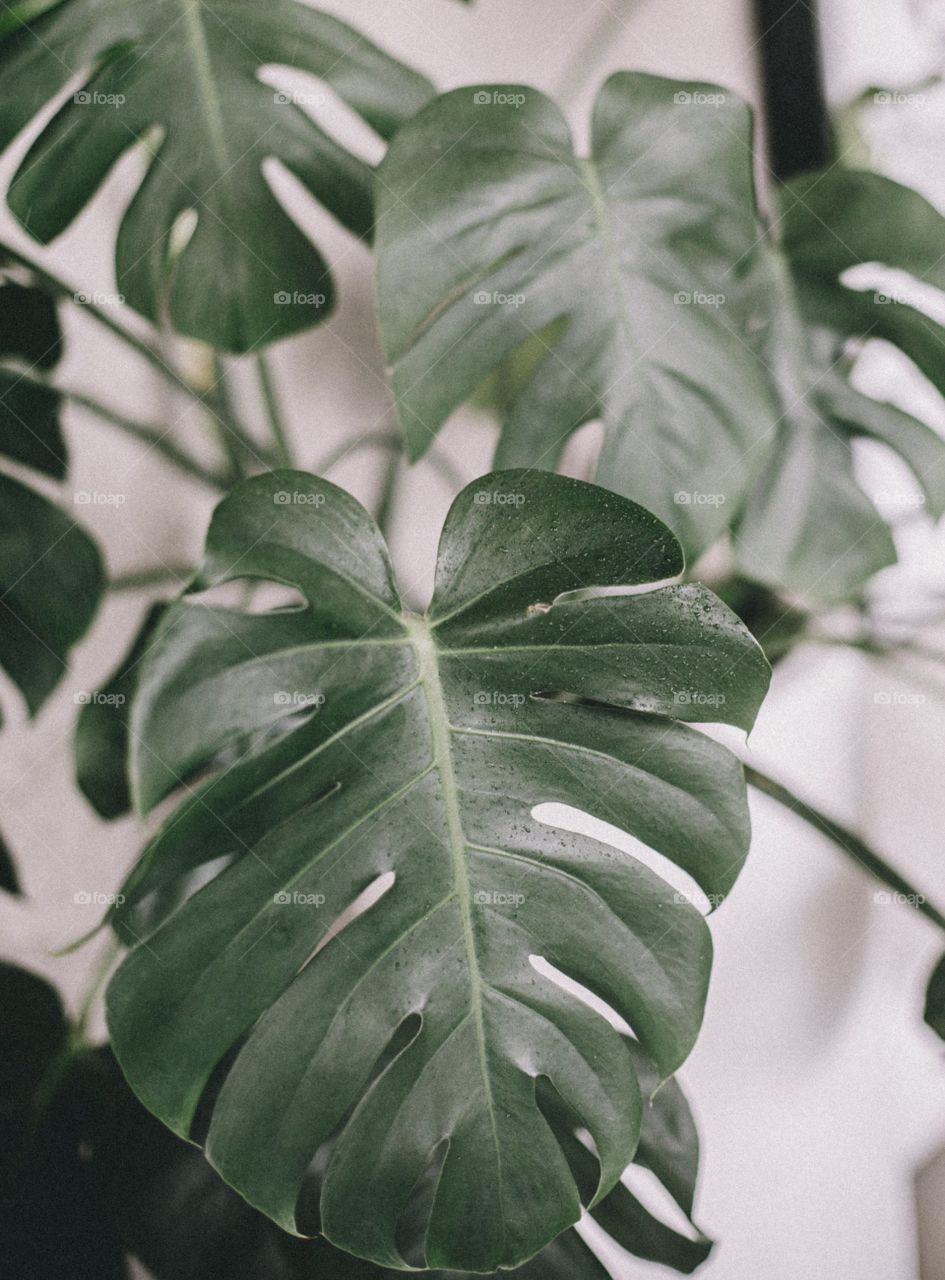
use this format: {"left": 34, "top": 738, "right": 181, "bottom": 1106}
{"left": 1, "top": 2, "right": 944, "bottom": 1278}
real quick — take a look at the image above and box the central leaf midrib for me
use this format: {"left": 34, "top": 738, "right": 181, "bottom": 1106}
{"left": 406, "top": 614, "right": 507, "bottom": 1238}
{"left": 178, "top": 0, "right": 233, "bottom": 179}
{"left": 578, "top": 153, "right": 645, "bottom": 397}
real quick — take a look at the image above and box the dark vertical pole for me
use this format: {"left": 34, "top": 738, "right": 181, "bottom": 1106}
{"left": 753, "top": 0, "right": 833, "bottom": 180}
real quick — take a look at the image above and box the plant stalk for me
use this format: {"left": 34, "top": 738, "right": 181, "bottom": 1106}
{"left": 745, "top": 764, "right": 945, "bottom": 934}
{"left": 0, "top": 362, "right": 226, "bottom": 489}
{"left": 256, "top": 353, "right": 293, "bottom": 467}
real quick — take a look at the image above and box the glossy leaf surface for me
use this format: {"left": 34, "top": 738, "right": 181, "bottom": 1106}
{"left": 108, "top": 467, "right": 767, "bottom": 1271}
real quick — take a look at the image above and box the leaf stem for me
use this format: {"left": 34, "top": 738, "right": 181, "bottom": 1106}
{"left": 0, "top": 239, "right": 268, "bottom": 481}
{"left": 0, "top": 362, "right": 227, "bottom": 489}
{"left": 207, "top": 352, "right": 249, "bottom": 481}
{"left": 374, "top": 436, "right": 402, "bottom": 539}
{"left": 745, "top": 764, "right": 945, "bottom": 934}
{"left": 255, "top": 353, "right": 293, "bottom": 467}
{"left": 0, "top": 238, "right": 207, "bottom": 404}
{"left": 110, "top": 564, "right": 194, "bottom": 591}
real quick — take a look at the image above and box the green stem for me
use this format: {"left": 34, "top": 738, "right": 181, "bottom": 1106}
{"left": 374, "top": 438, "right": 402, "bottom": 540}
{"left": 745, "top": 764, "right": 945, "bottom": 934}
{"left": 207, "top": 352, "right": 249, "bottom": 481}
{"left": 110, "top": 564, "right": 194, "bottom": 591}
{"left": 315, "top": 431, "right": 467, "bottom": 493}
{"left": 0, "top": 239, "right": 206, "bottom": 405}
{"left": 256, "top": 353, "right": 293, "bottom": 467}
{"left": 1, "top": 239, "right": 266, "bottom": 480}
{"left": 0, "top": 362, "right": 226, "bottom": 489}
{"left": 317, "top": 431, "right": 398, "bottom": 474}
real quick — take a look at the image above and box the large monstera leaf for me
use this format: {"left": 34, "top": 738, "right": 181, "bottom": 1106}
{"left": 374, "top": 72, "right": 777, "bottom": 559}
{"left": 107, "top": 468, "right": 767, "bottom": 1272}
{"left": 735, "top": 169, "right": 945, "bottom": 601}
{"left": 0, "top": 1, "right": 432, "bottom": 352}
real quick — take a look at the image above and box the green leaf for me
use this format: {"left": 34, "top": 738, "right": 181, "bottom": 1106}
{"left": 925, "top": 952, "right": 945, "bottom": 1041}
{"left": 0, "top": 0, "right": 62, "bottom": 39}
{"left": 0, "top": 964, "right": 130, "bottom": 1278}
{"left": 75, "top": 604, "right": 168, "bottom": 820}
{"left": 0, "top": 277, "right": 66, "bottom": 478}
{"left": 741, "top": 169, "right": 945, "bottom": 600}
{"left": 107, "top": 467, "right": 767, "bottom": 1272}
{"left": 374, "top": 72, "right": 777, "bottom": 559}
{"left": 0, "top": 472, "right": 104, "bottom": 712}
{"left": 0, "top": 827, "right": 21, "bottom": 895}
{"left": 0, "top": 277, "right": 62, "bottom": 369}
{"left": 0, "top": 1, "right": 433, "bottom": 352}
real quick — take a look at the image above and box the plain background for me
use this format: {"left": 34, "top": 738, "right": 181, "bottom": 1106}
{"left": 2, "top": 1, "right": 945, "bottom": 1276}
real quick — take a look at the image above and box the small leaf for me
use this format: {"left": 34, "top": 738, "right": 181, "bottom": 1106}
{"left": 0, "top": 472, "right": 103, "bottom": 712}
{"left": 0, "top": 1, "right": 433, "bottom": 351}
{"left": 925, "top": 952, "right": 945, "bottom": 1041}
{"left": 0, "top": 278, "right": 66, "bottom": 478}
{"left": 743, "top": 168, "right": 945, "bottom": 600}
{"left": 0, "top": 827, "right": 21, "bottom": 895}
{"left": 107, "top": 468, "right": 767, "bottom": 1272}
{"left": 374, "top": 73, "right": 778, "bottom": 559}
{"left": 75, "top": 604, "right": 168, "bottom": 820}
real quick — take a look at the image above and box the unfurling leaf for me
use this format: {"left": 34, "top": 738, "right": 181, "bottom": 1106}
{"left": 107, "top": 467, "right": 766, "bottom": 1272}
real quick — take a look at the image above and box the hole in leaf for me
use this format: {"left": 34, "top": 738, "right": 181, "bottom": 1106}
{"left": 297, "top": 870, "right": 396, "bottom": 972}
{"left": 619, "top": 1162, "right": 705, "bottom": 1241}
{"left": 294, "top": 1011, "right": 423, "bottom": 1236}
{"left": 532, "top": 802, "right": 711, "bottom": 915}
{"left": 535, "top": 1075, "right": 601, "bottom": 1205}
{"left": 186, "top": 579, "right": 307, "bottom": 614}
{"left": 394, "top": 1139, "right": 450, "bottom": 1267}
{"left": 528, "top": 954, "right": 634, "bottom": 1037}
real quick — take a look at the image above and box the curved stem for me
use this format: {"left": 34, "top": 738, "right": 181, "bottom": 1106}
{"left": 0, "top": 238, "right": 205, "bottom": 404}
{"left": 315, "top": 430, "right": 468, "bottom": 494}
{"left": 110, "top": 564, "right": 194, "bottom": 591}
{"left": 0, "top": 363, "right": 226, "bottom": 489}
{"left": 374, "top": 439, "right": 402, "bottom": 540}
{"left": 207, "top": 352, "right": 250, "bottom": 481}
{"left": 256, "top": 353, "right": 293, "bottom": 467}
{"left": 1, "top": 239, "right": 268, "bottom": 481}
{"left": 745, "top": 764, "right": 945, "bottom": 934}
{"left": 316, "top": 430, "right": 397, "bottom": 474}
